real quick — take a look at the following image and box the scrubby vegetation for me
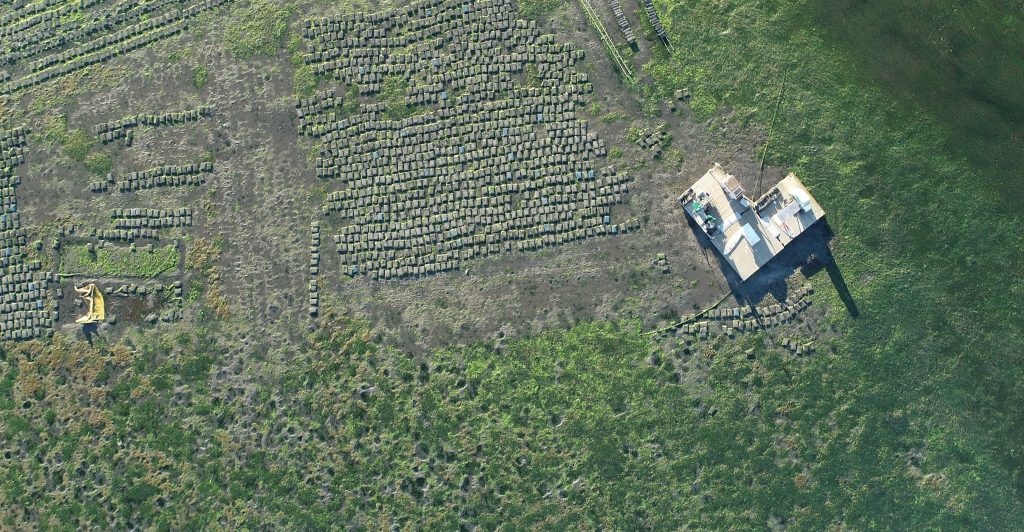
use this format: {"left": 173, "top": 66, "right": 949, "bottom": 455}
{"left": 293, "top": 65, "right": 317, "bottom": 98}
{"left": 517, "top": 0, "right": 560, "bottom": 19}
{"left": 379, "top": 76, "right": 417, "bottom": 120}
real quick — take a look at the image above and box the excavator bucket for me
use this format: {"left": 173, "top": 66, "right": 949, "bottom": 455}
{"left": 75, "top": 284, "right": 106, "bottom": 324}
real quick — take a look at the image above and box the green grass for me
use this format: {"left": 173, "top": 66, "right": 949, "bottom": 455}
{"left": 83, "top": 152, "right": 111, "bottom": 176}
{"left": 600, "top": 110, "right": 630, "bottom": 123}
{"left": 223, "top": 0, "right": 293, "bottom": 59}
{"left": 812, "top": 0, "right": 1024, "bottom": 202}
{"left": 378, "top": 75, "right": 427, "bottom": 121}
{"left": 293, "top": 65, "right": 316, "bottom": 98}
{"left": 517, "top": 0, "right": 560, "bottom": 19}
{"left": 192, "top": 65, "right": 209, "bottom": 89}
{"left": 2, "top": 0, "right": 1021, "bottom": 528}
{"left": 12, "top": 311, "right": 993, "bottom": 528}
{"left": 61, "top": 244, "right": 180, "bottom": 278}
{"left": 641, "top": 0, "right": 1024, "bottom": 526}
{"left": 41, "top": 114, "right": 68, "bottom": 145}
{"left": 0, "top": 317, "right": 825, "bottom": 528}
{"left": 62, "top": 129, "right": 94, "bottom": 162}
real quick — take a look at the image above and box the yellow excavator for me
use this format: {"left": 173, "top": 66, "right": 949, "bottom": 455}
{"left": 75, "top": 284, "right": 106, "bottom": 324}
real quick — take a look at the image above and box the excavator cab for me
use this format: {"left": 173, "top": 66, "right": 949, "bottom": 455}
{"left": 75, "top": 284, "right": 106, "bottom": 324}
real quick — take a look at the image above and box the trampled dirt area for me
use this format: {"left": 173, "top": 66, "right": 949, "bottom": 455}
{"left": 4, "top": 0, "right": 829, "bottom": 352}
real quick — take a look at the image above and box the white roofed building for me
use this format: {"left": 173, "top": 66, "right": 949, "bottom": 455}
{"left": 679, "top": 164, "right": 825, "bottom": 281}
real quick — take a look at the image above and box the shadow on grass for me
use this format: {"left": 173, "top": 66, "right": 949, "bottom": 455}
{"left": 82, "top": 322, "right": 98, "bottom": 344}
{"left": 684, "top": 214, "right": 858, "bottom": 316}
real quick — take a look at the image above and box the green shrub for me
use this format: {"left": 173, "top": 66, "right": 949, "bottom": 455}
{"left": 42, "top": 115, "right": 69, "bottom": 145}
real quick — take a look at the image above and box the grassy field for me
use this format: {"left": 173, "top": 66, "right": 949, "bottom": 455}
{"left": 641, "top": 0, "right": 1024, "bottom": 525}
{"left": 61, "top": 244, "right": 180, "bottom": 278}
{"left": 1, "top": 0, "right": 1022, "bottom": 528}
{"left": 0, "top": 318, "right": 853, "bottom": 528}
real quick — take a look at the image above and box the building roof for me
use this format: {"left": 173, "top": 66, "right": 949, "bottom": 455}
{"left": 680, "top": 165, "right": 825, "bottom": 280}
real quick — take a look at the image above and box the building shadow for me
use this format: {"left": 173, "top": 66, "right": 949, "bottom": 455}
{"left": 684, "top": 215, "right": 858, "bottom": 316}
{"left": 82, "top": 322, "right": 98, "bottom": 344}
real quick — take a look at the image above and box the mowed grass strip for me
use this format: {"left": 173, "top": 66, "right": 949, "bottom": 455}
{"left": 61, "top": 244, "right": 179, "bottom": 278}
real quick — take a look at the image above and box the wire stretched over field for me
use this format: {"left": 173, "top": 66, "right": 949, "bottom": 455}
{"left": 575, "top": 0, "right": 636, "bottom": 85}
{"left": 646, "top": 289, "right": 734, "bottom": 336}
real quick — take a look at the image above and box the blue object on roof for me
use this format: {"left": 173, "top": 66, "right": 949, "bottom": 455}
{"left": 603, "top": 215, "right": 611, "bottom": 224}
{"left": 588, "top": 169, "right": 595, "bottom": 179}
